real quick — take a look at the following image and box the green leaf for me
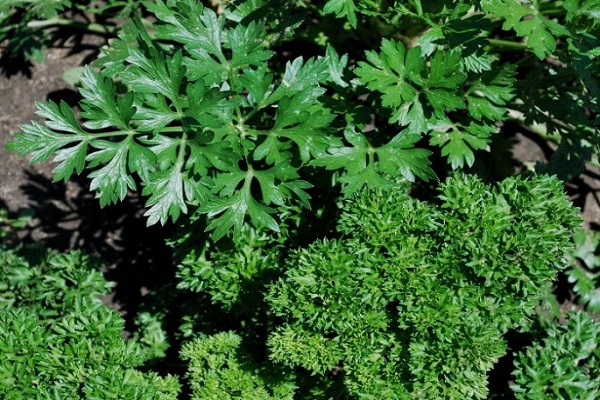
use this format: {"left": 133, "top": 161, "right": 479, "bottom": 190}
{"left": 79, "top": 67, "right": 134, "bottom": 130}
{"left": 202, "top": 169, "right": 277, "bottom": 240}
{"left": 7, "top": 101, "right": 91, "bottom": 181}
{"left": 568, "top": 230, "right": 600, "bottom": 312}
{"left": 201, "top": 162, "right": 312, "bottom": 239}
{"left": 267, "top": 56, "right": 330, "bottom": 106}
{"left": 146, "top": 0, "right": 224, "bottom": 60}
{"left": 122, "top": 48, "right": 186, "bottom": 111}
{"left": 325, "top": 45, "right": 349, "bottom": 87}
{"left": 429, "top": 121, "right": 495, "bottom": 169}
{"left": 226, "top": 20, "right": 274, "bottom": 71}
{"left": 323, "top": 0, "right": 359, "bottom": 28}
{"left": 238, "top": 64, "right": 274, "bottom": 108}
{"left": 467, "top": 65, "right": 516, "bottom": 121}
{"left": 355, "top": 40, "right": 467, "bottom": 134}
{"left": 377, "top": 132, "right": 437, "bottom": 183}
{"left": 266, "top": 90, "right": 338, "bottom": 163}
{"left": 87, "top": 139, "right": 137, "bottom": 206}
{"left": 311, "top": 125, "right": 434, "bottom": 194}
{"left": 185, "top": 83, "right": 237, "bottom": 129}
{"left": 253, "top": 162, "right": 313, "bottom": 209}
{"left": 482, "top": 0, "right": 570, "bottom": 59}
{"left": 36, "top": 100, "right": 86, "bottom": 135}
{"left": 143, "top": 160, "right": 189, "bottom": 226}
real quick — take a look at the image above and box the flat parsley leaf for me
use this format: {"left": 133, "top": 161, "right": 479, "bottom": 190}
{"left": 323, "top": 0, "right": 360, "bottom": 28}
{"left": 311, "top": 125, "right": 435, "bottom": 194}
{"left": 482, "top": 0, "right": 570, "bottom": 59}
{"left": 355, "top": 39, "right": 467, "bottom": 134}
{"left": 429, "top": 120, "right": 496, "bottom": 169}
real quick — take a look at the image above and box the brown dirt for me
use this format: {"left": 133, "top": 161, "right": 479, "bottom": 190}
{"left": 0, "top": 48, "right": 79, "bottom": 212}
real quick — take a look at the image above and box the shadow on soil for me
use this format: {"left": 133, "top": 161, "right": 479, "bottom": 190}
{"left": 16, "top": 171, "right": 177, "bottom": 333}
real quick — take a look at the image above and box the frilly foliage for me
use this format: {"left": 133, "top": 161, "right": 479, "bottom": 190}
{"left": 0, "top": 248, "right": 180, "bottom": 399}
{"left": 181, "top": 331, "right": 296, "bottom": 399}
{"left": 267, "top": 174, "right": 581, "bottom": 399}
{"left": 2, "top": 0, "right": 598, "bottom": 397}
{"left": 512, "top": 311, "right": 600, "bottom": 399}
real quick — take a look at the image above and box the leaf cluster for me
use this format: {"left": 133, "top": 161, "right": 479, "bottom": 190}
{"left": 267, "top": 174, "right": 581, "bottom": 398}
{"left": 181, "top": 331, "right": 296, "bottom": 399}
{"left": 0, "top": 248, "right": 180, "bottom": 399}
{"left": 8, "top": 0, "right": 349, "bottom": 239}
{"left": 7, "top": 0, "right": 599, "bottom": 241}
{"left": 512, "top": 311, "right": 600, "bottom": 399}
{"left": 3, "top": 0, "right": 599, "bottom": 396}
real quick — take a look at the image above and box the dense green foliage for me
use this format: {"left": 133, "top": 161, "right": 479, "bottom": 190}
{"left": 267, "top": 174, "right": 581, "bottom": 399}
{"left": 0, "top": 248, "right": 180, "bottom": 399}
{"left": 7, "top": 0, "right": 598, "bottom": 238}
{"left": 0, "top": 173, "right": 585, "bottom": 398}
{"left": 3, "top": 0, "right": 600, "bottom": 398}
{"left": 512, "top": 311, "right": 600, "bottom": 399}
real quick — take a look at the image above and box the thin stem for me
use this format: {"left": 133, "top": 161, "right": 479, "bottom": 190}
{"left": 26, "top": 17, "right": 116, "bottom": 35}
{"left": 488, "top": 38, "right": 528, "bottom": 50}
{"left": 507, "top": 109, "right": 561, "bottom": 143}
{"left": 160, "top": 126, "right": 185, "bottom": 133}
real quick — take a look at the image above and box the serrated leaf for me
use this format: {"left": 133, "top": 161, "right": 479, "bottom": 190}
{"left": 377, "top": 133, "right": 436, "bottom": 183}
{"left": 461, "top": 52, "right": 494, "bottom": 73}
{"left": 127, "top": 141, "right": 157, "bottom": 183}
{"left": 7, "top": 115, "right": 90, "bottom": 182}
{"left": 568, "top": 231, "right": 600, "bottom": 311}
{"left": 325, "top": 45, "right": 349, "bottom": 87}
{"left": 79, "top": 67, "right": 133, "bottom": 130}
{"left": 482, "top": 0, "right": 570, "bottom": 59}
{"left": 87, "top": 139, "right": 137, "bottom": 206}
{"left": 146, "top": 0, "right": 224, "bottom": 60}
{"left": 187, "top": 140, "right": 239, "bottom": 176}
{"left": 202, "top": 170, "right": 278, "bottom": 240}
{"left": 311, "top": 125, "right": 434, "bottom": 194}
{"left": 185, "top": 83, "right": 237, "bottom": 129}
{"left": 36, "top": 101, "right": 86, "bottom": 135}
{"left": 143, "top": 160, "right": 188, "bottom": 225}
{"left": 253, "top": 135, "right": 293, "bottom": 165}
{"left": 356, "top": 40, "right": 466, "bottom": 134}
{"left": 238, "top": 65, "right": 274, "bottom": 108}
{"left": 267, "top": 56, "right": 330, "bottom": 106}
{"left": 52, "top": 142, "right": 89, "bottom": 182}
{"left": 267, "top": 91, "right": 337, "bottom": 163}
{"left": 123, "top": 48, "right": 185, "bottom": 111}
{"left": 253, "top": 162, "right": 313, "bottom": 208}
{"left": 323, "top": 0, "right": 359, "bottom": 28}
{"left": 201, "top": 161, "right": 313, "bottom": 239}
{"left": 418, "top": 26, "right": 445, "bottom": 57}
{"left": 429, "top": 121, "right": 495, "bottom": 169}
{"left": 134, "top": 94, "right": 180, "bottom": 132}
{"left": 226, "top": 20, "right": 274, "bottom": 70}
{"left": 467, "top": 64, "right": 516, "bottom": 121}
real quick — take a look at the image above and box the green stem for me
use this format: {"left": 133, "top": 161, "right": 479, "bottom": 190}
{"left": 26, "top": 17, "right": 116, "bottom": 35}
{"left": 488, "top": 38, "right": 528, "bottom": 50}
{"left": 160, "top": 126, "right": 185, "bottom": 133}
{"left": 507, "top": 109, "right": 561, "bottom": 144}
